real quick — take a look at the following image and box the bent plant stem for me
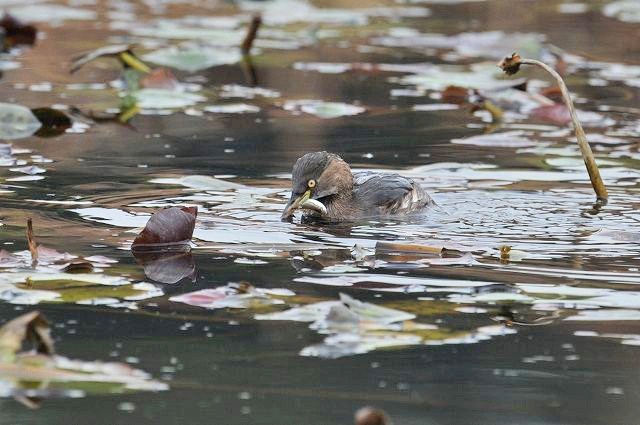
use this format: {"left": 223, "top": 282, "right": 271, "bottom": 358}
{"left": 240, "top": 15, "right": 262, "bottom": 86}
{"left": 499, "top": 53, "right": 609, "bottom": 202}
{"left": 241, "top": 15, "right": 262, "bottom": 56}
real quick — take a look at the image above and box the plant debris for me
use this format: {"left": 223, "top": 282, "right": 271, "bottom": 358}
{"left": 170, "top": 282, "right": 294, "bottom": 309}
{"left": 131, "top": 206, "right": 198, "bottom": 251}
{"left": 0, "top": 311, "right": 167, "bottom": 406}
{"left": 0, "top": 14, "right": 37, "bottom": 48}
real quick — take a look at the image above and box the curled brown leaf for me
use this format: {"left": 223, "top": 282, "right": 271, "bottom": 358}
{"left": 132, "top": 206, "right": 198, "bottom": 251}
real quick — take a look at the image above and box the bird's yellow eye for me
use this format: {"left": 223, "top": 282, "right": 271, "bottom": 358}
{"left": 308, "top": 179, "right": 316, "bottom": 188}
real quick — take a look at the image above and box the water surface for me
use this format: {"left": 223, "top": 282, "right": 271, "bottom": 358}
{"left": 1, "top": 0, "right": 640, "bottom": 424}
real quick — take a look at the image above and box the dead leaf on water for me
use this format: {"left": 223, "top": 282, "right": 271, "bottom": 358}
{"left": 131, "top": 206, "right": 197, "bottom": 251}
{"left": 170, "top": 282, "right": 293, "bottom": 310}
{"left": 0, "top": 14, "right": 37, "bottom": 48}
{"left": 0, "top": 311, "right": 167, "bottom": 405}
{"left": 31, "top": 108, "right": 72, "bottom": 137}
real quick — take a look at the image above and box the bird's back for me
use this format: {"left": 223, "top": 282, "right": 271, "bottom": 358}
{"left": 352, "top": 171, "right": 434, "bottom": 217}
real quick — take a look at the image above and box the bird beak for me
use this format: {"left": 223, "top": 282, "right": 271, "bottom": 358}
{"left": 281, "top": 190, "right": 327, "bottom": 220}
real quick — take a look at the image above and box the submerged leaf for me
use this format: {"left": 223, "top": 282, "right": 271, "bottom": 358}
{"left": 132, "top": 206, "right": 197, "bottom": 251}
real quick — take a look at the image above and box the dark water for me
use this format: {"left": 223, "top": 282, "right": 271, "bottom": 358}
{"left": 1, "top": 0, "right": 640, "bottom": 424}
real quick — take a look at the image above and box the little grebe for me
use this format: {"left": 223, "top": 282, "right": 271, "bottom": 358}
{"left": 281, "top": 151, "right": 433, "bottom": 221}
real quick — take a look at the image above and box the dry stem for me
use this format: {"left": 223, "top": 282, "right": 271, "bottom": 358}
{"left": 499, "top": 53, "right": 608, "bottom": 202}
{"left": 26, "top": 218, "right": 38, "bottom": 266}
{"left": 241, "top": 15, "right": 262, "bottom": 55}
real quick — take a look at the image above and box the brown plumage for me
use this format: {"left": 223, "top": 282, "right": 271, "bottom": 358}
{"left": 281, "top": 152, "right": 434, "bottom": 222}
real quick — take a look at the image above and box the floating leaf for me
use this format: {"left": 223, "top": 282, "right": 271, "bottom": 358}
{"left": 391, "top": 63, "right": 525, "bottom": 91}
{"left": 31, "top": 108, "right": 72, "bottom": 137}
{"left": 149, "top": 175, "right": 245, "bottom": 190}
{"left": 451, "top": 131, "right": 538, "bottom": 148}
{"left": 0, "top": 311, "right": 53, "bottom": 361}
{"left": 204, "top": 104, "right": 260, "bottom": 114}
{"left": 170, "top": 282, "right": 293, "bottom": 309}
{"left": 373, "top": 30, "right": 544, "bottom": 60}
{"left": 602, "top": 0, "right": 640, "bottom": 23}
{"left": 10, "top": 165, "right": 45, "bottom": 175}
{"left": 0, "top": 103, "right": 42, "bottom": 140}
{"left": 240, "top": 0, "right": 428, "bottom": 25}
{"left": 142, "top": 45, "right": 241, "bottom": 72}
{"left": 116, "top": 20, "right": 245, "bottom": 42}
{"left": 0, "top": 272, "right": 161, "bottom": 306}
{"left": 0, "top": 311, "right": 167, "bottom": 404}
{"left": 131, "top": 206, "right": 197, "bottom": 251}
{"left": 133, "top": 89, "right": 206, "bottom": 109}
{"left": 219, "top": 84, "right": 280, "bottom": 99}
{"left": 7, "top": 5, "right": 96, "bottom": 23}
{"left": 283, "top": 100, "right": 365, "bottom": 119}
{"left": 140, "top": 68, "right": 180, "bottom": 90}
{"left": 0, "top": 14, "right": 36, "bottom": 47}
{"left": 254, "top": 293, "right": 492, "bottom": 358}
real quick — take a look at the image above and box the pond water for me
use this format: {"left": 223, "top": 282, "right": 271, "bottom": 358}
{"left": 0, "top": 0, "right": 639, "bottom": 423}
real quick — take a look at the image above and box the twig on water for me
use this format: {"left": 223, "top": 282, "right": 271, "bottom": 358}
{"left": 498, "top": 53, "right": 609, "bottom": 203}
{"left": 241, "top": 14, "right": 262, "bottom": 56}
{"left": 26, "top": 218, "right": 38, "bottom": 266}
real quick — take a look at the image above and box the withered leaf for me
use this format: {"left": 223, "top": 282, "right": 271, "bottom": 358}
{"left": 132, "top": 206, "right": 197, "bottom": 251}
{"left": 0, "top": 14, "right": 37, "bottom": 48}
{"left": 140, "top": 67, "right": 180, "bottom": 90}
{"left": 498, "top": 52, "right": 522, "bottom": 75}
{"left": 529, "top": 103, "right": 570, "bottom": 125}
{"left": 0, "top": 312, "right": 167, "bottom": 402}
{"left": 31, "top": 108, "right": 72, "bottom": 137}
{"left": 441, "top": 85, "right": 471, "bottom": 105}
{"left": 0, "top": 311, "right": 54, "bottom": 360}
{"left": 355, "top": 406, "right": 390, "bottom": 425}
